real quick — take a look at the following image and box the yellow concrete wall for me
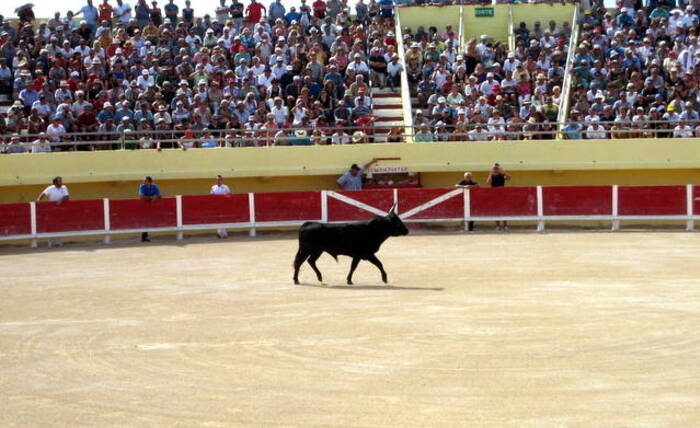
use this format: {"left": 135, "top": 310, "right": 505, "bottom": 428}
{"left": 3, "top": 169, "right": 699, "bottom": 205}
{"left": 1, "top": 139, "right": 700, "bottom": 203}
{"left": 398, "top": 5, "right": 462, "bottom": 34}
{"left": 462, "top": 5, "right": 511, "bottom": 43}
{"left": 510, "top": 3, "right": 576, "bottom": 31}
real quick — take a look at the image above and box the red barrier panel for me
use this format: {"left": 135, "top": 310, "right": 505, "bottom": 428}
{"left": 398, "top": 188, "right": 463, "bottom": 219}
{"left": 110, "top": 198, "right": 177, "bottom": 230}
{"left": 0, "top": 203, "right": 31, "bottom": 236}
{"left": 618, "top": 185, "right": 686, "bottom": 216}
{"left": 694, "top": 186, "right": 700, "bottom": 216}
{"left": 328, "top": 189, "right": 394, "bottom": 221}
{"left": 37, "top": 200, "right": 104, "bottom": 233}
{"left": 470, "top": 187, "right": 537, "bottom": 217}
{"left": 543, "top": 186, "right": 612, "bottom": 216}
{"left": 254, "top": 191, "right": 321, "bottom": 222}
{"left": 182, "top": 194, "right": 249, "bottom": 225}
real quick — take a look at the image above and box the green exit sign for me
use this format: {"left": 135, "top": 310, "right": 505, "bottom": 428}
{"left": 475, "top": 7, "right": 494, "bottom": 17}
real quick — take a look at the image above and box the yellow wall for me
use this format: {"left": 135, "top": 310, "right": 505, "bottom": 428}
{"left": 1, "top": 139, "right": 700, "bottom": 203}
{"left": 398, "top": 5, "right": 462, "bottom": 34}
{"left": 462, "top": 5, "right": 511, "bottom": 43}
{"left": 510, "top": 3, "right": 576, "bottom": 30}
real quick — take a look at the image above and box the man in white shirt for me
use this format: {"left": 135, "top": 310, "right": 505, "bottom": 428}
{"left": 31, "top": 133, "right": 53, "bottom": 153}
{"left": 210, "top": 175, "right": 232, "bottom": 238}
{"left": 37, "top": 176, "right": 70, "bottom": 247}
{"left": 114, "top": 0, "right": 132, "bottom": 24}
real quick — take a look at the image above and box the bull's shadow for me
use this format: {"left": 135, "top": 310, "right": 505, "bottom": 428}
{"left": 295, "top": 283, "right": 443, "bottom": 291}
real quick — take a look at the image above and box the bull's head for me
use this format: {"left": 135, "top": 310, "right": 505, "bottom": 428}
{"left": 386, "top": 203, "right": 409, "bottom": 236}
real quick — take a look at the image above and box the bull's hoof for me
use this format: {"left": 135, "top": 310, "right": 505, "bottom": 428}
{"left": 294, "top": 279, "right": 299, "bottom": 285}
{"left": 382, "top": 276, "right": 388, "bottom": 284}
{"left": 347, "top": 280, "right": 353, "bottom": 285}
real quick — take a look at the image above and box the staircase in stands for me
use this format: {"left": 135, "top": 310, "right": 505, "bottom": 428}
{"left": 371, "top": 87, "right": 404, "bottom": 142}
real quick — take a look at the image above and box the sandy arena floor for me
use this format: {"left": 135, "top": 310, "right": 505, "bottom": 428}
{"left": 1, "top": 231, "right": 700, "bottom": 427}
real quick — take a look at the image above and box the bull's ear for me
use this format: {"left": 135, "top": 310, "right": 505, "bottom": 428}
{"left": 388, "top": 202, "right": 397, "bottom": 216}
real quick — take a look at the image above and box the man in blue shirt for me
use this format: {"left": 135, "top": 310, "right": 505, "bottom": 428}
{"left": 337, "top": 158, "right": 378, "bottom": 190}
{"left": 139, "top": 176, "right": 161, "bottom": 242}
{"left": 75, "top": 0, "right": 99, "bottom": 34}
{"left": 378, "top": 0, "right": 394, "bottom": 18}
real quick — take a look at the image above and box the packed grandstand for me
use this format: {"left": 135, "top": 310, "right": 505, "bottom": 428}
{"left": 0, "top": 0, "right": 698, "bottom": 152}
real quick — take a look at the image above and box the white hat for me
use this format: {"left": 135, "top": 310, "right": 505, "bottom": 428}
{"left": 438, "top": 97, "right": 446, "bottom": 103}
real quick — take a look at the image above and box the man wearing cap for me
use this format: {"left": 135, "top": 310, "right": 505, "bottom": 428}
{"left": 347, "top": 53, "right": 370, "bottom": 79}
{"left": 337, "top": 158, "right": 378, "bottom": 191}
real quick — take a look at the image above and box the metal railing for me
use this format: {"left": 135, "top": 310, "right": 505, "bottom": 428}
{"left": 1, "top": 120, "right": 697, "bottom": 152}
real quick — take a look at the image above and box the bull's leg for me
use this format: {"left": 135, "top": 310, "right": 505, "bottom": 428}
{"left": 293, "top": 248, "right": 309, "bottom": 285}
{"left": 307, "top": 251, "right": 323, "bottom": 282}
{"left": 366, "top": 255, "right": 388, "bottom": 284}
{"left": 346, "top": 257, "right": 361, "bottom": 285}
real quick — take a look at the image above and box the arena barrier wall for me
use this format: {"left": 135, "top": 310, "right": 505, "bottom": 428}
{"left": 0, "top": 185, "right": 696, "bottom": 246}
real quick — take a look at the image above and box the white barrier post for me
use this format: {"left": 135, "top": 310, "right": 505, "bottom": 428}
{"left": 176, "top": 195, "right": 183, "bottom": 241}
{"left": 687, "top": 184, "right": 695, "bottom": 232}
{"left": 536, "top": 186, "right": 545, "bottom": 233}
{"left": 463, "top": 188, "right": 471, "bottom": 232}
{"left": 103, "top": 198, "right": 111, "bottom": 244}
{"left": 393, "top": 188, "right": 399, "bottom": 214}
{"left": 612, "top": 185, "right": 620, "bottom": 232}
{"left": 321, "top": 190, "right": 328, "bottom": 223}
{"left": 29, "top": 201, "right": 37, "bottom": 248}
{"left": 248, "top": 192, "right": 256, "bottom": 237}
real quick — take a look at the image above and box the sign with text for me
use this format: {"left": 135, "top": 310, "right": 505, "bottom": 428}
{"left": 475, "top": 7, "right": 494, "bottom": 17}
{"left": 368, "top": 166, "right": 409, "bottom": 174}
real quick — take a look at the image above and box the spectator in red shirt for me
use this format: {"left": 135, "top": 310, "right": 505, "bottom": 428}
{"left": 76, "top": 104, "right": 99, "bottom": 133}
{"left": 99, "top": 0, "right": 114, "bottom": 24}
{"left": 312, "top": 0, "right": 326, "bottom": 19}
{"left": 245, "top": 0, "right": 266, "bottom": 24}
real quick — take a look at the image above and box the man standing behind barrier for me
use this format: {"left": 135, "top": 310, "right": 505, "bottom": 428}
{"left": 487, "top": 164, "right": 511, "bottom": 232}
{"left": 139, "top": 176, "right": 161, "bottom": 242}
{"left": 337, "top": 158, "right": 378, "bottom": 190}
{"left": 455, "top": 172, "right": 478, "bottom": 232}
{"left": 210, "top": 175, "right": 231, "bottom": 239}
{"left": 37, "top": 177, "right": 70, "bottom": 247}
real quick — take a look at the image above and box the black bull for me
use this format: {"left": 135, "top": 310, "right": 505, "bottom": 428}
{"left": 293, "top": 206, "right": 409, "bottom": 285}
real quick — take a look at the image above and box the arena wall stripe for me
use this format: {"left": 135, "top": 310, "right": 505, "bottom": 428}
{"left": 469, "top": 187, "right": 538, "bottom": 217}
{"left": 327, "top": 189, "right": 395, "bottom": 221}
{"left": 0, "top": 185, "right": 698, "bottom": 241}
{"left": 109, "top": 198, "right": 178, "bottom": 230}
{"left": 618, "top": 185, "right": 687, "bottom": 216}
{"left": 0, "top": 203, "right": 31, "bottom": 236}
{"left": 181, "top": 194, "right": 250, "bottom": 225}
{"left": 254, "top": 191, "right": 322, "bottom": 222}
{"left": 542, "top": 186, "right": 613, "bottom": 216}
{"left": 398, "top": 188, "right": 463, "bottom": 220}
{"left": 36, "top": 200, "right": 105, "bottom": 233}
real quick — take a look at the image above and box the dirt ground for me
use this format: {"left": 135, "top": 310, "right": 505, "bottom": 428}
{"left": 1, "top": 231, "right": 699, "bottom": 427}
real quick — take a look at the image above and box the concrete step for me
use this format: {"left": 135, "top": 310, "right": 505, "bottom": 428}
{"left": 374, "top": 108, "right": 403, "bottom": 118}
{"left": 373, "top": 96, "right": 403, "bottom": 106}
{"left": 0, "top": 106, "right": 9, "bottom": 114}
{"left": 372, "top": 87, "right": 401, "bottom": 95}
{"left": 0, "top": 94, "right": 10, "bottom": 103}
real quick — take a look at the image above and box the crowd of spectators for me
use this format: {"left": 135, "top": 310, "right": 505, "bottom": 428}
{"left": 564, "top": 0, "right": 700, "bottom": 139}
{"left": 403, "top": 19, "right": 572, "bottom": 141}
{"left": 0, "top": 0, "right": 399, "bottom": 152}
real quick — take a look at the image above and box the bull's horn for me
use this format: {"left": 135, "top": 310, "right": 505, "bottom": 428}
{"left": 388, "top": 202, "right": 397, "bottom": 215}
